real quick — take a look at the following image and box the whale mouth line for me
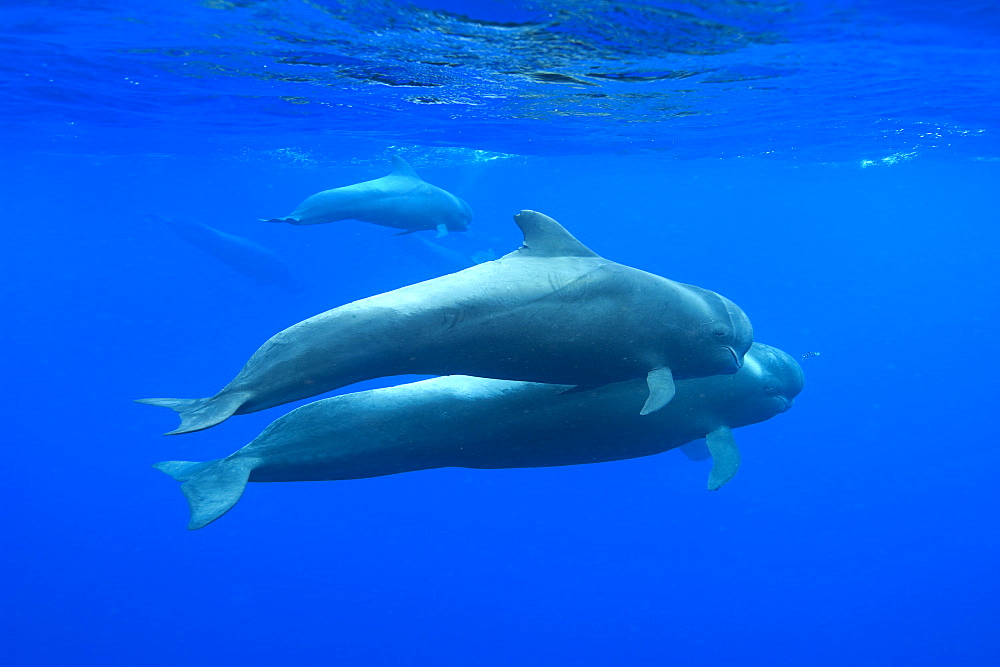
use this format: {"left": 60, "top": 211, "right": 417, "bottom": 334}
{"left": 777, "top": 396, "right": 791, "bottom": 411}
{"left": 725, "top": 345, "right": 742, "bottom": 370}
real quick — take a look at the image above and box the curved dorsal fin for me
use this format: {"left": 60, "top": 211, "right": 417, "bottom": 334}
{"left": 513, "top": 210, "right": 601, "bottom": 258}
{"left": 389, "top": 155, "right": 422, "bottom": 180}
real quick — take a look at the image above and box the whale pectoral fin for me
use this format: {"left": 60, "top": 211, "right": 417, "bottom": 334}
{"left": 705, "top": 426, "right": 740, "bottom": 490}
{"left": 394, "top": 229, "right": 419, "bottom": 236}
{"left": 154, "top": 458, "right": 253, "bottom": 530}
{"left": 135, "top": 392, "right": 249, "bottom": 435}
{"left": 640, "top": 367, "right": 675, "bottom": 415}
{"left": 435, "top": 223, "right": 448, "bottom": 238}
{"left": 262, "top": 217, "right": 300, "bottom": 224}
{"left": 679, "top": 441, "right": 712, "bottom": 461}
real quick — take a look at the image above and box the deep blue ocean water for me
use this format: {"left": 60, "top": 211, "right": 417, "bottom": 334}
{"left": 3, "top": 1, "right": 998, "bottom": 665}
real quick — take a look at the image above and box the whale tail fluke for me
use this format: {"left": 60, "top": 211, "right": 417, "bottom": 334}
{"left": 261, "top": 216, "right": 302, "bottom": 225}
{"left": 135, "top": 393, "right": 249, "bottom": 435}
{"left": 154, "top": 458, "right": 253, "bottom": 530}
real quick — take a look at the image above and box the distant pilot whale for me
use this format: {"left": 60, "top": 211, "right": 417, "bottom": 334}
{"left": 154, "top": 343, "right": 802, "bottom": 530}
{"left": 264, "top": 156, "right": 472, "bottom": 237}
{"left": 137, "top": 210, "right": 753, "bottom": 434}
{"left": 148, "top": 214, "right": 300, "bottom": 292}
{"left": 399, "top": 233, "right": 496, "bottom": 274}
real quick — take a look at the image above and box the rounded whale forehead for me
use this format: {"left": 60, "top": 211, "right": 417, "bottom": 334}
{"left": 689, "top": 342, "right": 801, "bottom": 408}
{"left": 687, "top": 289, "right": 754, "bottom": 355}
{"left": 680, "top": 286, "right": 743, "bottom": 322}
{"left": 747, "top": 343, "right": 805, "bottom": 398}
{"left": 446, "top": 197, "right": 473, "bottom": 230}
{"left": 719, "top": 293, "right": 753, "bottom": 342}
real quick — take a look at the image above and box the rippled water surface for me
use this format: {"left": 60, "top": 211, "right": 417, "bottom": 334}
{"left": 4, "top": 0, "right": 998, "bottom": 160}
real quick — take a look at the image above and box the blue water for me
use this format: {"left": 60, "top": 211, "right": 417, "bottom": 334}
{"left": 3, "top": 1, "right": 998, "bottom": 664}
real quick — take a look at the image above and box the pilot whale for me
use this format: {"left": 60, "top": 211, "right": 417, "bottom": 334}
{"left": 138, "top": 210, "right": 753, "bottom": 434}
{"left": 264, "top": 155, "right": 472, "bottom": 237}
{"left": 154, "top": 343, "right": 802, "bottom": 529}
{"left": 148, "top": 214, "right": 300, "bottom": 292}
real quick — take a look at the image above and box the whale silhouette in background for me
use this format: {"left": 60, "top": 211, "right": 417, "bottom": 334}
{"left": 153, "top": 343, "right": 803, "bottom": 530}
{"left": 398, "top": 233, "right": 496, "bottom": 274}
{"left": 137, "top": 210, "right": 753, "bottom": 434}
{"left": 148, "top": 214, "right": 300, "bottom": 293}
{"left": 263, "top": 156, "right": 472, "bottom": 237}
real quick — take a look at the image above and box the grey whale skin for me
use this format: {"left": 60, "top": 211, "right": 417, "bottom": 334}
{"left": 138, "top": 210, "right": 753, "bottom": 433}
{"left": 264, "top": 155, "right": 472, "bottom": 236}
{"left": 155, "top": 343, "right": 803, "bottom": 530}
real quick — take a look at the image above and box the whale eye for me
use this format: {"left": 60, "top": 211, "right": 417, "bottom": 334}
{"left": 713, "top": 328, "right": 727, "bottom": 337}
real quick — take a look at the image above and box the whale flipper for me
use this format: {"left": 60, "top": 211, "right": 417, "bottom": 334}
{"left": 135, "top": 392, "right": 249, "bottom": 435}
{"left": 640, "top": 367, "right": 675, "bottom": 415}
{"left": 154, "top": 458, "right": 252, "bottom": 530}
{"left": 705, "top": 426, "right": 740, "bottom": 490}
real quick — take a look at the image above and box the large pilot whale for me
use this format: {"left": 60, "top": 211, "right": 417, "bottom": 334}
{"left": 263, "top": 155, "right": 472, "bottom": 236}
{"left": 154, "top": 343, "right": 802, "bottom": 530}
{"left": 138, "top": 210, "right": 753, "bottom": 434}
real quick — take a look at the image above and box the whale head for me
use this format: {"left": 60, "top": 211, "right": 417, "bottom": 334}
{"left": 444, "top": 196, "right": 473, "bottom": 232}
{"left": 729, "top": 342, "right": 805, "bottom": 423}
{"left": 686, "top": 290, "right": 754, "bottom": 378}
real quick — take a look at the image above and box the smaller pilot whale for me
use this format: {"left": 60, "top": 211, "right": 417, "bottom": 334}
{"left": 148, "top": 214, "right": 300, "bottom": 292}
{"left": 154, "top": 343, "right": 803, "bottom": 530}
{"left": 264, "top": 156, "right": 472, "bottom": 237}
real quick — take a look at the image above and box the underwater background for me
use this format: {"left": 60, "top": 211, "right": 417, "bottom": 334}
{"left": 3, "top": 1, "right": 998, "bottom": 664}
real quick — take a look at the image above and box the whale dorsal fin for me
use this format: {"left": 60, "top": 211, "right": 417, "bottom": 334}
{"left": 389, "top": 155, "right": 422, "bottom": 180}
{"left": 512, "top": 210, "right": 601, "bottom": 258}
